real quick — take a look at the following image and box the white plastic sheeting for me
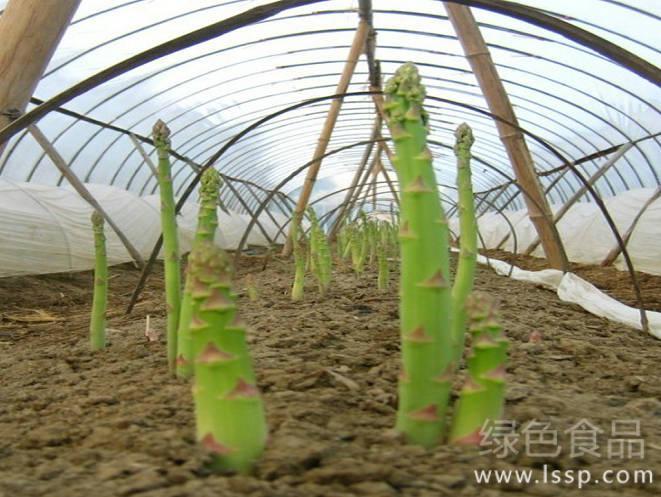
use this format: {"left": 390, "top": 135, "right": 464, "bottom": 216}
{"left": 0, "top": 179, "right": 286, "bottom": 277}
{"left": 450, "top": 188, "right": 661, "bottom": 275}
{"left": 473, "top": 252, "right": 661, "bottom": 340}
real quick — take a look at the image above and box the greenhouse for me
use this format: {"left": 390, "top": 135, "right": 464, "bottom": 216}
{"left": 0, "top": 0, "right": 659, "bottom": 496}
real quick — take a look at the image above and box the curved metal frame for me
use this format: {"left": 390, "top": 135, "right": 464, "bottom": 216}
{"left": 0, "top": 0, "right": 655, "bottom": 331}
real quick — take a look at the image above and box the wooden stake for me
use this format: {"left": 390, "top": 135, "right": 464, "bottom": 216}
{"left": 0, "top": 0, "right": 81, "bottom": 154}
{"left": 445, "top": 2, "right": 568, "bottom": 270}
{"left": 524, "top": 142, "right": 634, "bottom": 255}
{"left": 281, "top": 19, "right": 369, "bottom": 256}
{"left": 28, "top": 124, "right": 145, "bottom": 268}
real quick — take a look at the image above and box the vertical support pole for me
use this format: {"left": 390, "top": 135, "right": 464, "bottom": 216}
{"left": 28, "top": 124, "right": 145, "bottom": 267}
{"left": 281, "top": 18, "right": 369, "bottom": 255}
{"left": 0, "top": 0, "right": 81, "bottom": 154}
{"left": 445, "top": 2, "right": 568, "bottom": 270}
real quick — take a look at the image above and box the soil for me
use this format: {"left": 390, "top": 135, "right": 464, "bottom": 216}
{"left": 480, "top": 249, "right": 661, "bottom": 313}
{"left": 0, "top": 254, "right": 659, "bottom": 497}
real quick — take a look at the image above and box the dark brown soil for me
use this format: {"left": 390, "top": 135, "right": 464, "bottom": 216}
{"left": 0, "top": 255, "right": 659, "bottom": 497}
{"left": 481, "top": 249, "right": 661, "bottom": 313}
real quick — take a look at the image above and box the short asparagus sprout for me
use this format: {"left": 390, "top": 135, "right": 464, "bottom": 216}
{"left": 291, "top": 213, "right": 306, "bottom": 301}
{"left": 89, "top": 210, "right": 108, "bottom": 351}
{"left": 348, "top": 214, "right": 369, "bottom": 276}
{"left": 377, "top": 222, "right": 390, "bottom": 292}
{"left": 154, "top": 119, "right": 182, "bottom": 373}
{"left": 245, "top": 274, "right": 258, "bottom": 302}
{"left": 177, "top": 167, "right": 222, "bottom": 378}
{"left": 189, "top": 242, "right": 267, "bottom": 473}
{"left": 337, "top": 222, "right": 349, "bottom": 260}
{"left": 342, "top": 222, "right": 355, "bottom": 260}
{"left": 450, "top": 295, "right": 507, "bottom": 444}
{"left": 307, "top": 208, "right": 332, "bottom": 296}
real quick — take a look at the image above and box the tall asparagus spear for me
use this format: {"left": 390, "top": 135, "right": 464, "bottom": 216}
{"left": 451, "top": 124, "right": 478, "bottom": 363}
{"left": 89, "top": 210, "right": 108, "bottom": 351}
{"left": 177, "top": 168, "right": 222, "bottom": 378}
{"left": 189, "top": 242, "right": 267, "bottom": 473}
{"left": 153, "top": 119, "right": 181, "bottom": 373}
{"left": 384, "top": 63, "right": 453, "bottom": 446}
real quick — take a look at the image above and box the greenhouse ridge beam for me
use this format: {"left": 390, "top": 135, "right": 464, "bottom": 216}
{"left": 27, "top": 123, "right": 145, "bottom": 268}
{"left": 446, "top": 2, "right": 568, "bottom": 271}
{"left": 281, "top": 13, "right": 370, "bottom": 257}
{"left": 0, "top": 0, "right": 80, "bottom": 156}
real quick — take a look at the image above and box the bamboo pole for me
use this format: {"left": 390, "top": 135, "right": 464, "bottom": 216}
{"left": 0, "top": 0, "right": 81, "bottom": 155}
{"left": 524, "top": 142, "right": 634, "bottom": 255}
{"left": 370, "top": 161, "right": 379, "bottom": 210}
{"left": 28, "top": 124, "right": 145, "bottom": 267}
{"left": 601, "top": 186, "right": 660, "bottom": 267}
{"left": 445, "top": 2, "right": 568, "bottom": 270}
{"left": 344, "top": 145, "right": 382, "bottom": 222}
{"left": 281, "top": 18, "right": 369, "bottom": 256}
{"left": 328, "top": 116, "right": 381, "bottom": 239}
{"left": 377, "top": 148, "right": 400, "bottom": 206}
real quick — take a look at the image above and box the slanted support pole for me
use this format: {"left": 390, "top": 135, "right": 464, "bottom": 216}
{"left": 223, "top": 179, "right": 274, "bottom": 246}
{"left": 377, "top": 145, "right": 400, "bottom": 206}
{"left": 345, "top": 144, "right": 383, "bottom": 218}
{"left": 601, "top": 186, "right": 660, "bottom": 267}
{"left": 328, "top": 116, "right": 381, "bottom": 239}
{"left": 445, "top": 2, "right": 568, "bottom": 270}
{"left": 0, "top": 0, "right": 81, "bottom": 155}
{"left": 28, "top": 124, "right": 145, "bottom": 268}
{"left": 128, "top": 133, "right": 158, "bottom": 178}
{"left": 242, "top": 182, "right": 286, "bottom": 242}
{"left": 524, "top": 142, "right": 635, "bottom": 255}
{"left": 281, "top": 15, "right": 369, "bottom": 256}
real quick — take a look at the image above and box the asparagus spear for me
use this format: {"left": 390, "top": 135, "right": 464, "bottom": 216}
{"left": 189, "top": 242, "right": 267, "bottom": 473}
{"left": 89, "top": 210, "right": 108, "bottom": 351}
{"left": 177, "top": 168, "right": 222, "bottom": 378}
{"left": 384, "top": 63, "right": 453, "bottom": 446}
{"left": 153, "top": 119, "right": 182, "bottom": 373}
